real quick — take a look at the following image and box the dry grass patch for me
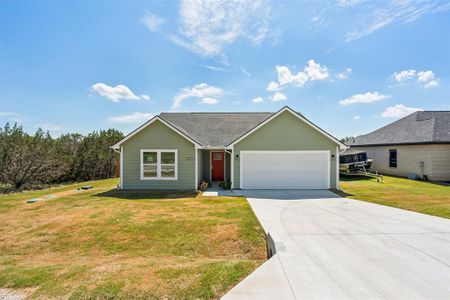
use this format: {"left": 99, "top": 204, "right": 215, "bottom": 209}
{"left": 0, "top": 179, "right": 266, "bottom": 299}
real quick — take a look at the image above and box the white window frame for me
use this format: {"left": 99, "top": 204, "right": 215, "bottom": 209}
{"left": 140, "top": 149, "right": 178, "bottom": 180}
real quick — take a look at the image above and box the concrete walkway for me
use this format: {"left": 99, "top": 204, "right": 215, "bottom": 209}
{"left": 222, "top": 190, "right": 450, "bottom": 300}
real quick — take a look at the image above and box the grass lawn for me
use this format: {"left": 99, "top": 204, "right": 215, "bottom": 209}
{"left": 339, "top": 175, "right": 450, "bottom": 219}
{"left": 0, "top": 179, "right": 266, "bottom": 299}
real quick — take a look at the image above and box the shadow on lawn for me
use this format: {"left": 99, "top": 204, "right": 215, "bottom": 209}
{"left": 95, "top": 189, "right": 198, "bottom": 200}
{"left": 340, "top": 174, "right": 374, "bottom": 182}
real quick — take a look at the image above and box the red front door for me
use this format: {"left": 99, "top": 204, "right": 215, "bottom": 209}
{"left": 211, "top": 152, "right": 224, "bottom": 181}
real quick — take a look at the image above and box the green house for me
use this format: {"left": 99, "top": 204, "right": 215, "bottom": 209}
{"left": 111, "top": 106, "right": 346, "bottom": 190}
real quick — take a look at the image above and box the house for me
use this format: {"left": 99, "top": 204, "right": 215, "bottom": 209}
{"left": 347, "top": 111, "right": 450, "bottom": 181}
{"left": 111, "top": 106, "right": 346, "bottom": 190}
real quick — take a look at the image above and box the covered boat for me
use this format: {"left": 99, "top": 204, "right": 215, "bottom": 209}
{"left": 340, "top": 149, "right": 373, "bottom": 174}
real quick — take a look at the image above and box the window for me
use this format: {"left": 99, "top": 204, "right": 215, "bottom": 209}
{"left": 389, "top": 149, "right": 397, "bottom": 168}
{"left": 141, "top": 150, "right": 177, "bottom": 180}
{"left": 213, "top": 152, "right": 223, "bottom": 160}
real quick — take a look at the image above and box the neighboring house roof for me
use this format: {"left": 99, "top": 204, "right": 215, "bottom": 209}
{"left": 112, "top": 106, "right": 346, "bottom": 149}
{"left": 348, "top": 111, "right": 450, "bottom": 146}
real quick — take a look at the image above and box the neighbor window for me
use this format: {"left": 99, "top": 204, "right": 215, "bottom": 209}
{"left": 141, "top": 150, "right": 177, "bottom": 180}
{"left": 389, "top": 149, "right": 397, "bottom": 168}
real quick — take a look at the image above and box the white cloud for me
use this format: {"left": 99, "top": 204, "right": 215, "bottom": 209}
{"left": 266, "top": 81, "right": 280, "bottom": 92}
{"left": 199, "top": 97, "right": 219, "bottom": 105}
{"left": 391, "top": 69, "right": 439, "bottom": 88}
{"left": 252, "top": 96, "right": 264, "bottom": 103}
{"left": 353, "top": 116, "right": 361, "bottom": 119}
{"left": 339, "top": 91, "right": 390, "bottom": 105}
{"left": 321, "top": 1, "right": 450, "bottom": 42}
{"left": 141, "top": 11, "right": 165, "bottom": 32}
{"left": 108, "top": 112, "right": 154, "bottom": 123}
{"left": 192, "top": 63, "right": 226, "bottom": 71}
{"left": 381, "top": 104, "right": 423, "bottom": 118}
{"left": 338, "top": 0, "right": 360, "bottom": 7}
{"left": 392, "top": 69, "right": 416, "bottom": 82}
{"left": 172, "top": 83, "right": 223, "bottom": 109}
{"left": 336, "top": 68, "right": 352, "bottom": 80}
{"left": 276, "top": 65, "right": 308, "bottom": 86}
{"left": 241, "top": 67, "right": 251, "bottom": 77}
{"left": 272, "top": 92, "right": 287, "bottom": 102}
{"left": 417, "top": 70, "right": 434, "bottom": 83}
{"left": 170, "top": 0, "right": 272, "bottom": 57}
{"left": 91, "top": 83, "right": 148, "bottom": 102}
{"left": 304, "top": 59, "right": 329, "bottom": 80}
{"left": 424, "top": 80, "right": 439, "bottom": 89}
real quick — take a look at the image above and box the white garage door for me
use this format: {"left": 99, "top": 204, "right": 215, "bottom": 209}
{"left": 241, "top": 151, "right": 330, "bottom": 189}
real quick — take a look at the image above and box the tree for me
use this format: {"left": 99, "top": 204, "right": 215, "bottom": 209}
{"left": 340, "top": 136, "right": 355, "bottom": 144}
{"left": 0, "top": 123, "right": 67, "bottom": 189}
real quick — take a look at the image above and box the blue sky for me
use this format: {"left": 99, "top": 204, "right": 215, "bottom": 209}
{"left": 1, "top": 0, "right": 449, "bottom": 138}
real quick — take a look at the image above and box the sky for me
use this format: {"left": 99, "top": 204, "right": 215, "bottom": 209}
{"left": 1, "top": 0, "right": 449, "bottom": 139}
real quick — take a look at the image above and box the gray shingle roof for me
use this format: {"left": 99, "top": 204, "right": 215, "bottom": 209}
{"left": 159, "top": 112, "right": 273, "bottom": 146}
{"left": 349, "top": 111, "right": 450, "bottom": 146}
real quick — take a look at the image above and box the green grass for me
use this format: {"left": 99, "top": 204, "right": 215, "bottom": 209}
{"left": 338, "top": 175, "right": 450, "bottom": 219}
{"left": 0, "top": 179, "right": 266, "bottom": 299}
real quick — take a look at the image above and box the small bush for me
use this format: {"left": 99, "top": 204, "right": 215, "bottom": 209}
{"left": 219, "top": 180, "right": 231, "bottom": 190}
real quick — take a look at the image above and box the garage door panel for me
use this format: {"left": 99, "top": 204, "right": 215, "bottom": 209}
{"left": 241, "top": 151, "right": 329, "bottom": 189}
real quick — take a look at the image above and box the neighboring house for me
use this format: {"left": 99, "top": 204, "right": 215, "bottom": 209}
{"left": 111, "top": 106, "right": 346, "bottom": 190}
{"left": 348, "top": 111, "right": 450, "bottom": 181}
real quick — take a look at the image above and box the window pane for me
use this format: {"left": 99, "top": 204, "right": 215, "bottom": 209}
{"left": 143, "top": 152, "right": 157, "bottom": 164}
{"left": 213, "top": 153, "right": 222, "bottom": 160}
{"left": 161, "top": 165, "right": 175, "bottom": 178}
{"left": 143, "top": 165, "right": 157, "bottom": 178}
{"left": 161, "top": 152, "right": 175, "bottom": 164}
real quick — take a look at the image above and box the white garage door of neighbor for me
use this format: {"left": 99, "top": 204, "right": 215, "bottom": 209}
{"left": 240, "top": 151, "right": 330, "bottom": 189}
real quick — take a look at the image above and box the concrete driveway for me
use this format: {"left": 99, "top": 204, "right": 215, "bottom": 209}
{"left": 223, "top": 190, "right": 450, "bottom": 300}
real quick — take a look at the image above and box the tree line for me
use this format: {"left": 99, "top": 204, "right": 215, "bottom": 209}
{"left": 0, "top": 122, "right": 123, "bottom": 191}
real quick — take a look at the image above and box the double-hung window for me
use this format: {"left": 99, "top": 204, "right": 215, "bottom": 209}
{"left": 141, "top": 150, "right": 177, "bottom": 180}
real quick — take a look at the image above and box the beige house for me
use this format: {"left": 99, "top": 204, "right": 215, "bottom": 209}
{"left": 348, "top": 111, "right": 450, "bottom": 182}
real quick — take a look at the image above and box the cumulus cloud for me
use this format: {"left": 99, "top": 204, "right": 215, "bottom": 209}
{"left": 272, "top": 92, "right": 287, "bottom": 102}
{"left": 336, "top": 68, "right": 352, "bottom": 80}
{"left": 91, "top": 83, "right": 149, "bottom": 102}
{"left": 392, "top": 69, "right": 416, "bottom": 82}
{"left": 304, "top": 59, "right": 329, "bottom": 80}
{"left": 268, "top": 59, "right": 329, "bottom": 91}
{"left": 108, "top": 112, "right": 154, "bottom": 123}
{"left": 252, "top": 96, "right": 264, "bottom": 103}
{"left": 141, "top": 11, "right": 165, "bottom": 32}
{"left": 353, "top": 116, "right": 361, "bottom": 119}
{"left": 381, "top": 104, "right": 423, "bottom": 118}
{"left": 266, "top": 81, "right": 280, "bottom": 92}
{"left": 172, "top": 83, "right": 223, "bottom": 109}
{"left": 391, "top": 69, "right": 439, "bottom": 88}
{"left": 266, "top": 59, "right": 330, "bottom": 99}
{"left": 339, "top": 92, "right": 390, "bottom": 105}
{"left": 170, "top": 0, "right": 272, "bottom": 57}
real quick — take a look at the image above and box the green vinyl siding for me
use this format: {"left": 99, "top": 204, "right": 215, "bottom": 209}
{"left": 233, "top": 111, "right": 338, "bottom": 189}
{"left": 122, "top": 120, "right": 195, "bottom": 189}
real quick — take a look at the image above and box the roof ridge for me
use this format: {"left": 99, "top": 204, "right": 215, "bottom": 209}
{"left": 159, "top": 112, "right": 273, "bottom": 114}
